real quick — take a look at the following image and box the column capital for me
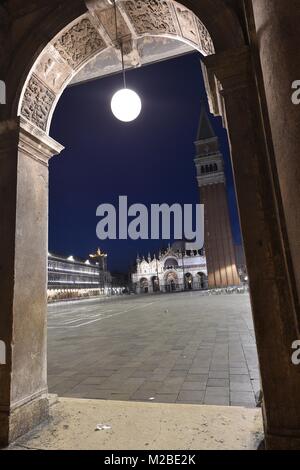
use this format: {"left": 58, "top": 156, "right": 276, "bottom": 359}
{"left": 19, "top": 117, "right": 64, "bottom": 166}
{"left": 203, "top": 46, "right": 252, "bottom": 92}
{"left": 0, "top": 117, "right": 64, "bottom": 165}
{"left": 201, "top": 46, "right": 253, "bottom": 119}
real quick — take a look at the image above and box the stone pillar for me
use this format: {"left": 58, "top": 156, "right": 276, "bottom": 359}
{"left": 0, "top": 118, "right": 63, "bottom": 446}
{"left": 203, "top": 47, "right": 300, "bottom": 450}
{"left": 251, "top": 0, "right": 300, "bottom": 316}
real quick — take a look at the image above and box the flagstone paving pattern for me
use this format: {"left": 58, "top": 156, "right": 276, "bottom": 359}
{"left": 48, "top": 292, "right": 260, "bottom": 407}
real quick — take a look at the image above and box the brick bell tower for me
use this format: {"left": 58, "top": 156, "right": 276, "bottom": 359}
{"left": 194, "top": 104, "right": 240, "bottom": 287}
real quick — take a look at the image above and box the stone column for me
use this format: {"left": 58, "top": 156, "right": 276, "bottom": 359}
{"left": 250, "top": 0, "right": 300, "bottom": 318}
{"left": 203, "top": 47, "right": 300, "bottom": 450}
{"left": 0, "top": 118, "right": 63, "bottom": 446}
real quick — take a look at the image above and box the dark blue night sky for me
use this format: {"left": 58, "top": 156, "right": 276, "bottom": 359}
{"left": 49, "top": 51, "right": 241, "bottom": 272}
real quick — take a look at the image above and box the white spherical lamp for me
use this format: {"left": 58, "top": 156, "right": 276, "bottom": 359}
{"left": 111, "top": 88, "right": 142, "bottom": 122}
{"left": 110, "top": 0, "right": 142, "bottom": 122}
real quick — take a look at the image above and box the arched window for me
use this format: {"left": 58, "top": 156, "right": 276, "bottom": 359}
{"left": 140, "top": 278, "right": 149, "bottom": 293}
{"left": 197, "top": 272, "right": 208, "bottom": 289}
{"left": 184, "top": 273, "right": 193, "bottom": 290}
{"left": 164, "top": 258, "right": 179, "bottom": 269}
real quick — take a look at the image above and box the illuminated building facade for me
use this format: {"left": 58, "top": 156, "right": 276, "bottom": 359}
{"left": 132, "top": 242, "right": 208, "bottom": 294}
{"left": 47, "top": 250, "right": 112, "bottom": 302}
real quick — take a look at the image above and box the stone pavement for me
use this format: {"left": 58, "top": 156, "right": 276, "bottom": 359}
{"left": 48, "top": 292, "right": 260, "bottom": 407}
{"left": 9, "top": 398, "right": 264, "bottom": 450}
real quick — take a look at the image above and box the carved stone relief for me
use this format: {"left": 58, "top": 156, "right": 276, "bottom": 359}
{"left": 174, "top": 3, "right": 198, "bottom": 45}
{"left": 19, "top": 2, "right": 215, "bottom": 132}
{"left": 124, "top": 0, "right": 177, "bottom": 36}
{"left": 21, "top": 75, "right": 56, "bottom": 132}
{"left": 196, "top": 18, "right": 215, "bottom": 56}
{"left": 32, "top": 45, "right": 73, "bottom": 94}
{"left": 94, "top": 7, "right": 131, "bottom": 43}
{"left": 53, "top": 17, "right": 106, "bottom": 70}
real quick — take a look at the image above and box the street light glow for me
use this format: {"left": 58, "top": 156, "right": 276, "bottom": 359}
{"left": 111, "top": 88, "right": 142, "bottom": 122}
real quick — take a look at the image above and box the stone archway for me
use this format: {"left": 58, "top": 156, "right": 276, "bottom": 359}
{"left": 164, "top": 271, "right": 179, "bottom": 292}
{"left": 184, "top": 273, "right": 193, "bottom": 290}
{"left": 1, "top": 0, "right": 300, "bottom": 450}
{"left": 151, "top": 276, "right": 160, "bottom": 293}
{"left": 2, "top": 0, "right": 245, "bottom": 124}
{"left": 140, "top": 277, "right": 149, "bottom": 294}
{"left": 16, "top": 0, "right": 216, "bottom": 136}
{"left": 197, "top": 272, "right": 208, "bottom": 290}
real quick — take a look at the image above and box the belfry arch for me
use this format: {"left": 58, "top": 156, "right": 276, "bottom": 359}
{"left": 1, "top": 0, "right": 300, "bottom": 450}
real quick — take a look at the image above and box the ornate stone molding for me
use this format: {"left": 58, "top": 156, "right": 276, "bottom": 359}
{"left": 19, "top": 13, "right": 108, "bottom": 132}
{"left": 174, "top": 3, "right": 199, "bottom": 45}
{"left": 20, "top": 74, "right": 56, "bottom": 132}
{"left": 173, "top": 2, "right": 215, "bottom": 55}
{"left": 124, "top": 0, "right": 177, "bottom": 36}
{"left": 95, "top": 5, "right": 132, "bottom": 43}
{"left": 122, "top": 1, "right": 214, "bottom": 55}
{"left": 196, "top": 17, "right": 215, "bottom": 56}
{"left": 88, "top": 3, "right": 141, "bottom": 67}
{"left": 18, "top": 2, "right": 215, "bottom": 133}
{"left": 53, "top": 17, "right": 106, "bottom": 70}
{"left": 32, "top": 45, "right": 73, "bottom": 94}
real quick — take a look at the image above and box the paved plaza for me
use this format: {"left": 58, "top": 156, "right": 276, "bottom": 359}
{"left": 48, "top": 292, "right": 260, "bottom": 407}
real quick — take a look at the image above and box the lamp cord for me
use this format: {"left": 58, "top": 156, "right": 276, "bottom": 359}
{"left": 113, "top": 0, "right": 126, "bottom": 89}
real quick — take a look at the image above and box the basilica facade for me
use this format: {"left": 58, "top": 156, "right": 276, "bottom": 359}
{"left": 132, "top": 243, "right": 208, "bottom": 294}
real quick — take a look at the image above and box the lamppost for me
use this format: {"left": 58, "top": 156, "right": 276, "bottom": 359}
{"left": 181, "top": 249, "right": 185, "bottom": 291}
{"left": 89, "top": 248, "right": 108, "bottom": 294}
{"left": 155, "top": 255, "right": 160, "bottom": 292}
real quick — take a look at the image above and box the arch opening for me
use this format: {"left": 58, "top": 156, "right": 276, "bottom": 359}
{"left": 2, "top": 0, "right": 283, "bottom": 448}
{"left": 164, "top": 257, "right": 179, "bottom": 269}
{"left": 140, "top": 277, "right": 149, "bottom": 293}
{"left": 164, "top": 271, "right": 179, "bottom": 292}
{"left": 17, "top": 0, "right": 215, "bottom": 136}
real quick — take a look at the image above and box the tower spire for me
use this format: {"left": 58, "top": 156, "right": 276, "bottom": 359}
{"left": 196, "top": 102, "right": 216, "bottom": 142}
